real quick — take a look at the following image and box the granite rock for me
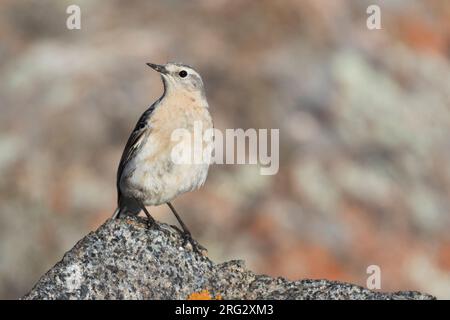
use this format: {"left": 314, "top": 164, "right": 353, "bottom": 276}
{"left": 23, "top": 216, "right": 435, "bottom": 300}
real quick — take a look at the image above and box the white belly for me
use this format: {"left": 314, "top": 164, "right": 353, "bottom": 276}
{"left": 134, "top": 161, "right": 209, "bottom": 206}
{"left": 120, "top": 133, "right": 211, "bottom": 206}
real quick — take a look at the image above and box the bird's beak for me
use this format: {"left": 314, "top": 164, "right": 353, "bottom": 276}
{"left": 146, "top": 63, "right": 168, "bottom": 74}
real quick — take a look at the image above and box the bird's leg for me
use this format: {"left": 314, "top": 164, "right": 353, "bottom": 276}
{"left": 167, "top": 202, "right": 206, "bottom": 253}
{"left": 167, "top": 202, "right": 192, "bottom": 236}
{"left": 135, "top": 198, "right": 157, "bottom": 229}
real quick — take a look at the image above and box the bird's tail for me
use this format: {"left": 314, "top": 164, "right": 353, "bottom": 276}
{"left": 112, "top": 206, "right": 128, "bottom": 219}
{"left": 112, "top": 196, "right": 141, "bottom": 219}
{"left": 112, "top": 207, "right": 120, "bottom": 219}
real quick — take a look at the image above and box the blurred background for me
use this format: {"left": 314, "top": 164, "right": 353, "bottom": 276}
{"left": 1, "top": 0, "right": 450, "bottom": 299}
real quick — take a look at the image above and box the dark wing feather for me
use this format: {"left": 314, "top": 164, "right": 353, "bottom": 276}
{"left": 116, "top": 104, "right": 156, "bottom": 203}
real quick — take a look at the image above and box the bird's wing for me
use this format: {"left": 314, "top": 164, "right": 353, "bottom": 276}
{"left": 116, "top": 104, "right": 156, "bottom": 195}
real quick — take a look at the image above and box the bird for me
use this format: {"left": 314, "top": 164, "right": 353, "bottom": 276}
{"left": 112, "top": 62, "right": 213, "bottom": 252}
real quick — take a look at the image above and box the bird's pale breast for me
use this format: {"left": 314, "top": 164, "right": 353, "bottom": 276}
{"left": 121, "top": 92, "right": 213, "bottom": 206}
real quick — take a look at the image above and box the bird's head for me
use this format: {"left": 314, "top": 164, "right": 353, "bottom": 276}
{"left": 146, "top": 62, "right": 205, "bottom": 97}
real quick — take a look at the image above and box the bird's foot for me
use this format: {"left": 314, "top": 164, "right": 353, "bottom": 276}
{"left": 182, "top": 232, "right": 207, "bottom": 254}
{"left": 146, "top": 218, "right": 159, "bottom": 230}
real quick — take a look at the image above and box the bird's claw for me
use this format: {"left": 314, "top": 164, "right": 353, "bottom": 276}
{"left": 182, "top": 232, "right": 207, "bottom": 254}
{"left": 146, "top": 218, "right": 159, "bottom": 230}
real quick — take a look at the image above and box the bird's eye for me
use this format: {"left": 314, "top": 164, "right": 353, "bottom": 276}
{"left": 179, "top": 70, "right": 188, "bottom": 78}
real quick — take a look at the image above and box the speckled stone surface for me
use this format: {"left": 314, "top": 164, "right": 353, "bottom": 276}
{"left": 23, "top": 216, "right": 435, "bottom": 300}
